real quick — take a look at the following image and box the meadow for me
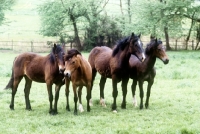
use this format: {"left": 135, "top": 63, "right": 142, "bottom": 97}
{"left": 0, "top": 50, "right": 200, "bottom": 134}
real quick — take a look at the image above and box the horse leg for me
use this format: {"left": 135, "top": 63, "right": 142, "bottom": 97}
{"left": 90, "top": 69, "right": 97, "bottom": 106}
{"left": 10, "top": 76, "right": 23, "bottom": 110}
{"left": 121, "top": 77, "right": 129, "bottom": 109}
{"left": 111, "top": 75, "right": 118, "bottom": 113}
{"left": 86, "top": 84, "right": 91, "bottom": 112}
{"left": 65, "top": 79, "right": 70, "bottom": 111}
{"left": 46, "top": 83, "right": 53, "bottom": 114}
{"left": 24, "top": 76, "right": 32, "bottom": 110}
{"left": 138, "top": 80, "right": 144, "bottom": 109}
{"left": 145, "top": 79, "right": 154, "bottom": 109}
{"left": 72, "top": 84, "right": 78, "bottom": 115}
{"left": 53, "top": 84, "right": 62, "bottom": 115}
{"left": 78, "top": 86, "right": 84, "bottom": 112}
{"left": 131, "top": 80, "right": 137, "bottom": 107}
{"left": 99, "top": 76, "right": 107, "bottom": 107}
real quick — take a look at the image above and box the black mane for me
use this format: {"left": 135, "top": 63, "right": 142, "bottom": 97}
{"left": 50, "top": 44, "right": 63, "bottom": 64}
{"left": 112, "top": 36, "right": 130, "bottom": 57}
{"left": 65, "top": 49, "right": 81, "bottom": 60}
{"left": 145, "top": 39, "right": 162, "bottom": 54}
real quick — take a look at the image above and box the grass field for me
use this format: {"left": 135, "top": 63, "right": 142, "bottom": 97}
{"left": 0, "top": 50, "right": 200, "bottom": 134}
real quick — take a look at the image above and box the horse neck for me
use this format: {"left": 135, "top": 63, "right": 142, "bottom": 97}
{"left": 76, "top": 55, "right": 86, "bottom": 75}
{"left": 48, "top": 53, "right": 59, "bottom": 70}
{"left": 119, "top": 45, "right": 132, "bottom": 66}
{"left": 143, "top": 53, "right": 156, "bottom": 71}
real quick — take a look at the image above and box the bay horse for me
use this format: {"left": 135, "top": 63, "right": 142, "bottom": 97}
{"left": 129, "top": 37, "right": 169, "bottom": 109}
{"left": 64, "top": 49, "right": 92, "bottom": 115}
{"left": 4, "top": 44, "right": 65, "bottom": 115}
{"left": 88, "top": 33, "right": 145, "bottom": 112}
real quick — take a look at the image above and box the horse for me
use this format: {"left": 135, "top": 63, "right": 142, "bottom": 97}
{"left": 88, "top": 33, "right": 145, "bottom": 112}
{"left": 64, "top": 49, "right": 92, "bottom": 115}
{"left": 129, "top": 37, "right": 169, "bottom": 109}
{"left": 4, "top": 44, "right": 65, "bottom": 115}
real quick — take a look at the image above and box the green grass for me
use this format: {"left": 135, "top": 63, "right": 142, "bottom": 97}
{"left": 0, "top": 50, "right": 200, "bottom": 134}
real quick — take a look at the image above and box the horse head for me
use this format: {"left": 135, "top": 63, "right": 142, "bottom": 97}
{"left": 146, "top": 38, "right": 169, "bottom": 64}
{"left": 64, "top": 49, "right": 82, "bottom": 79}
{"left": 52, "top": 43, "right": 65, "bottom": 73}
{"left": 128, "top": 33, "right": 145, "bottom": 62}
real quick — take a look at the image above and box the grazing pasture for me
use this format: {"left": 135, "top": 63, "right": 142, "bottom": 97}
{"left": 0, "top": 50, "right": 200, "bottom": 133}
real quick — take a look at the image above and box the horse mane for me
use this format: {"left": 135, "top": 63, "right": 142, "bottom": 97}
{"left": 112, "top": 36, "right": 130, "bottom": 57}
{"left": 50, "top": 44, "right": 63, "bottom": 64}
{"left": 145, "top": 39, "right": 162, "bottom": 54}
{"left": 65, "top": 49, "right": 81, "bottom": 60}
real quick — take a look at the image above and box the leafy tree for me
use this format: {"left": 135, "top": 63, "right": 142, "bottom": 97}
{"left": 124, "top": 0, "right": 200, "bottom": 50}
{"left": 0, "top": 0, "right": 15, "bottom": 25}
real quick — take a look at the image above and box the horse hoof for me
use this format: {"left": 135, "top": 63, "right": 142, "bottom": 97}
{"left": 112, "top": 110, "right": 117, "bottom": 113}
{"left": 145, "top": 103, "right": 149, "bottom": 109}
{"left": 121, "top": 103, "right": 126, "bottom": 109}
{"left": 89, "top": 99, "right": 93, "bottom": 106}
{"left": 74, "top": 111, "right": 78, "bottom": 115}
{"left": 10, "top": 105, "right": 14, "bottom": 110}
{"left": 79, "top": 104, "right": 84, "bottom": 113}
{"left": 140, "top": 105, "right": 143, "bottom": 109}
{"left": 66, "top": 106, "right": 70, "bottom": 111}
{"left": 26, "top": 108, "right": 32, "bottom": 111}
{"left": 100, "top": 98, "right": 106, "bottom": 107}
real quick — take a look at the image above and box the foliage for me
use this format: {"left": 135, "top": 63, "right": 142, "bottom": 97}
{"left": 0, "top": 0, "right": 15, "bottom": 25}
{"left": 38, "top": 0, "right": 122, "bottom": 50}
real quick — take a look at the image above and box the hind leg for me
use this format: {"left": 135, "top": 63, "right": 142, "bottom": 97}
{"left": 99, "top": 76, "right": 107, "bottom": 107}
{"left": 24, "top": 76, "right": 32, "bottom": 110}
{"left": 10, "top": 76, "right": 23, "bottom": 110}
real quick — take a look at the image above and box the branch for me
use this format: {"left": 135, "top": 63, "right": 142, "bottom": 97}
{"left": 183, "top": 14, "right": 200, "bottom": 22}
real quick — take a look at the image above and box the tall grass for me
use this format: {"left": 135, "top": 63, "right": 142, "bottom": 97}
{"left": 0, "top": 51, "right": 200, "bottom": 134}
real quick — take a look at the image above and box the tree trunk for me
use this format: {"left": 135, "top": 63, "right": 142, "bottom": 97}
{"left": 185, "top": 12, "right": 195, "bottom": 50}
{"left": 164, "top": 26, "right": 171, "bottom": 50}
{"left": 70, "top": 14, "right": 82, "bottom": 50}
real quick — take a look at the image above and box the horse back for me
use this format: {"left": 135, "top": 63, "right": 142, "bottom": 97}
{"left": 88, "top": 46, "right": 112, "bottom": 78}
{"left": 14, "top": 52, "right": 56, "bottom": 83}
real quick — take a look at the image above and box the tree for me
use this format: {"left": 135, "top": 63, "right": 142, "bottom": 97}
{"left": 38, "top": 0, "right": 86, "bottom": 50}
{"left": 0, "top": 0, "right": 15, "bottom": 25}
{"left": 127, "top": 0, "right": 200, "bottom": 50}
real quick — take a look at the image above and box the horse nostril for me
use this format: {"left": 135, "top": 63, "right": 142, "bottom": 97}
{"left": 164, "top": 59, "right": 169, "bottom": 64}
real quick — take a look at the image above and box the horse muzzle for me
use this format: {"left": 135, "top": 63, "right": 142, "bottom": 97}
{"left": 64, "top": 70, "right": 71, "bottom": 79}
{"left": 163, "top": 59, "right": 169, "bottom": 64}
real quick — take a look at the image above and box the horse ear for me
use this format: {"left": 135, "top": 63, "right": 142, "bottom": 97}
{"left": 150, "top": 35, "right": 155, "bottom": 40}
{"left": 138, "top": 33, "right": 141, "bottom": 38}
{"left": 131, "top": 32, "right": 135, "bottom": 38}
{"left": 53, "top": 43, "right": 57, "bottom": 54}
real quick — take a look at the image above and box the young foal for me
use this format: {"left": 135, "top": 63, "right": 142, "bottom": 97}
{"left": 64, "top": 49, "right": 92, "bottom": 115}
{"left": 4, "top": 44, "right": 65, "bottom": 115}
{"left": 88, "top": 33, "right": 145, "bottom": 112}
{"left": 129, "top": 38, "right": 169, "bottom": 109}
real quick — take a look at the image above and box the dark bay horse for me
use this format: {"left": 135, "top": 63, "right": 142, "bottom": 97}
{"left": 88, "top": 33, "right": 145, "bottom": 112}
{"left": 4, "top": 44, "right": 65, "bottom": 115}
{"left": 129, "top": 37, "right": 169, "bottom": 109}
{"left": 64, "top": 49, "right": 92, "bottom": 115}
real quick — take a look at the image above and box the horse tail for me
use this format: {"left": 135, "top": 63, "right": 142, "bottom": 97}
{"left": 4, "top": 57, "right": 16, "bottom": 90}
